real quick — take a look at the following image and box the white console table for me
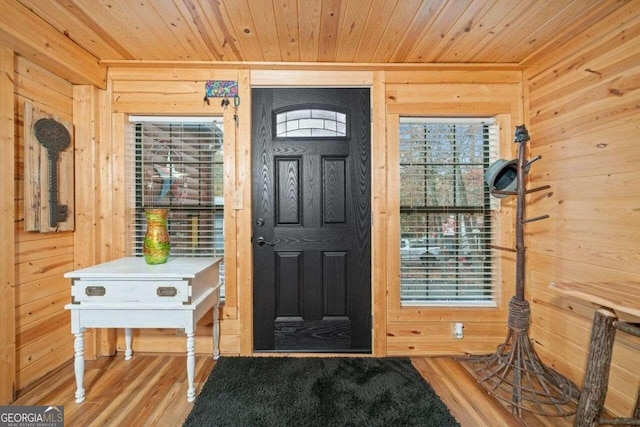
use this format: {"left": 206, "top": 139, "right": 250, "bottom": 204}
{"left": 64, "top": 257, "right": 222, "bottom": 403}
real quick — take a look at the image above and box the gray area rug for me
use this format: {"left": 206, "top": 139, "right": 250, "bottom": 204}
{"left": 184, "top": 357, "right": 460, "bottom": 426}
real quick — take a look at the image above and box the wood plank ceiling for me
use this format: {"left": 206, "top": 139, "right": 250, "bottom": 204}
{"left": 15, "top": 0, "right": 633, "bottom": 65}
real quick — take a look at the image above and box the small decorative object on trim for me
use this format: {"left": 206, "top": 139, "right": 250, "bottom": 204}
{"left": 24, "top": 101, "right": 75, "bottom": 233}
{"left": 203, "top": 80, "right": 240, "bottom": 126}
{"left": 203, "top": 80, "right": 238, "bottom": 104}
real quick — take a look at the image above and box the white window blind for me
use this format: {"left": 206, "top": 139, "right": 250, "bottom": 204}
{"left": 399, "top": 118, "right": 499, "bottom": 307}
{"left": 127, "top": 117, "right": 225, "bottom": 299}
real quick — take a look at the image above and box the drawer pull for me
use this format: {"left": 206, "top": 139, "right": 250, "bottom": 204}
{"left": 157, "top": 286, "right": 178, "bottom": 297}
{"left": 86, "top": 286, "right": 106, "bottom": 297}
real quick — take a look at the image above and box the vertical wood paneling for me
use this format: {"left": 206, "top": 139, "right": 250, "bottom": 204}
{"left": 107, "top": 67, "right": 245, "bottom": 356}
{"left": 72, "top": 84, "right": 117, "bottom": 358}
{"left": 72, "top": 85, "right": 100, "bottom": 360}
{"left": 99, "top": 87, "right": 117, "bottom": 355}
{"left": 109, "top": 93, "right": 126, "bottom": 261}
{"left": 71, "top": 86, "right": 99, "bottom": 269}
{"left": 14, "top": 55, "right": 74, "bottom": 393}
{"left": 97, "top": 88, "right": 114, "bottom": 264}
{"left": 386, "top": 113, "right": 401, "bottom": 313}
{"left": 525, "top": 1, "right": 640, "bottom": 417}
{"left": 0, "top": 44, "right": 16, "bottom": 404}
{"left": 384, "top": 72, "right": 522, "bottom": 355}
{"left": 222, "top": 111, "right": 238, "bottom": 316}
{"left": 371, "top": 71, "right": 387, "bottom": 356}
{"left": 237, "top": 69, "right": 253, "bottom": 355}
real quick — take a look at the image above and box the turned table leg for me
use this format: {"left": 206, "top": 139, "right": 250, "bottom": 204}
{"left": 213, "top": 301, "right": 220, "bottom": 360}
{"left": 574, "top": 307, "right": 618, "bottom": 427}
{"left": 186, "top": 331, "right": 196, "bottom": 402}
{"left": 124, "top": 328, "right": 133, "bottom": 360}
{"left": 73, "top": 330, "right": 85, "bottom": 403}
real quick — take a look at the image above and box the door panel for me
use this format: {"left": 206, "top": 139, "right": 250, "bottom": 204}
{"left": 276, "top": 158, "right": 301, "bottom": 225}
{"left": 252, "top": 88, "right": 371, "bottom": 352}
{"left": 323, "top": 158, "right": 347, "bottom": 224}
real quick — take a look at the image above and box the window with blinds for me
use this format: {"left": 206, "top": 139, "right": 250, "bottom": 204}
{"left": 128, "top": 116, "right": 225, "bottom": 298}
{"left": 399, "top": 118, "right": 498, "bottom": 307}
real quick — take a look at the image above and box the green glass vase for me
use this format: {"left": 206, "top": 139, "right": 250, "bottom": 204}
{"left": 143, "top": 208, "right": 170, "bottom": 264}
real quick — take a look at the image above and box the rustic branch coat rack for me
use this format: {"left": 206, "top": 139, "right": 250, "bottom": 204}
{"left": 466, "top": 125, "right": 580, "bottom": 417}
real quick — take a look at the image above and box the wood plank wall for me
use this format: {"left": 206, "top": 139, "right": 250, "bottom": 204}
{"left": 100, "top": 67, "right": 526, "bottom": 360}
{"left": 524, "top": 2, "right": 640, "bottom": 418}
{"left": 3, "top": 63, "right": 530, "bottom": 401}
{"left": 384, "top": 70, "right": 523, "bottom": 355}
{"left": 0, "top": 45, "right": 17, "bottom": 404}
{"left": 72, "top": 83, "right": 121, "bottom": 359}
{"left": 12, "top": 13, "right": 640, "bottom": 407}
{"left": 3, "top": 2, "right": 639, "bottom": 412}
{"left": 107, "top": 68, "right": 245, "bottom": 357}
{"left": 0, "top": 0, "right": 105, "bottom": 88}
{"left": 13, "top": 54, "right": 75, "bottom": 393}
{"left": 107, "top": 68, "right": 521, "bottom": 359}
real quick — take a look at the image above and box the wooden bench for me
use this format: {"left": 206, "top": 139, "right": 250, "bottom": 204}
{"left": 549, "top": 281, "right": 640, "bottom": 427}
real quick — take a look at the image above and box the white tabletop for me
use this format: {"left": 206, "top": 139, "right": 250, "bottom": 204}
{"left": 64, "top": 257, "right": 222, "bottom": 280}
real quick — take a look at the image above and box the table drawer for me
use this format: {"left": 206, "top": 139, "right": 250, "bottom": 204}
{"left": 72, "top": 279, "right": 192, "bottom": 304}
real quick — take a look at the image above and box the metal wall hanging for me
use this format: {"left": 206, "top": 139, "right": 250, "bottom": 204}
{"left": 24, "top": 102, "right": 75, "bottom": 233}
{"left": 34, "top": 118, "right": 71, "bottom": 228}
{"left": 465, "top": 125, "right": 579, "bottom": 417}
{"left": 203, "top": 80, "right": 238, "bottom": 105}
{"left": 203, "top": 80, "right": 240, "bottom": 127}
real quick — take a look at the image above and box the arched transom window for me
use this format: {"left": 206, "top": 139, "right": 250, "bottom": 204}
{"left": 275, "top": 108, "right": 347, "bottom": 138}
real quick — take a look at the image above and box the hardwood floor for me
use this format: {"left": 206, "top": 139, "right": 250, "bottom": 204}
{"left": 11, "top": 355, "right": 576, "bottom": 426}
{"left": 412, "top": 358, "right": 574, "bottom": 427}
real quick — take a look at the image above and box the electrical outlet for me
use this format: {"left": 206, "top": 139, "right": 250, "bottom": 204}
{"left": 232, "top": 190, "right": 244, "bottom": 210}
{"left": 452, "top": 322, "right": 464, "bottom": 339}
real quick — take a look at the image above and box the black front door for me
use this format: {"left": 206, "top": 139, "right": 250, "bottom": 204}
{"left": 252, "top": 88, "right": 371, "bottom": 353}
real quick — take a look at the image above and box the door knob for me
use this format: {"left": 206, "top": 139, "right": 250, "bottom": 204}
{"left": 256, "top": 236, "right": 275, "bottom": 247}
